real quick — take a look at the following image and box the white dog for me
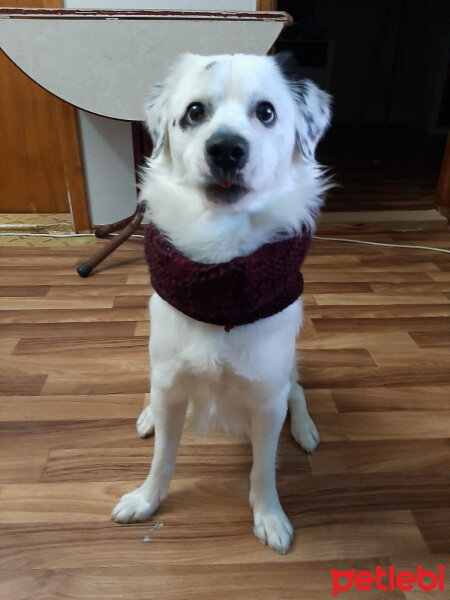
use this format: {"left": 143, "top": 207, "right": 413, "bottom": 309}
{"left": 111, "top": 52, "right": 331, "bottom": 554}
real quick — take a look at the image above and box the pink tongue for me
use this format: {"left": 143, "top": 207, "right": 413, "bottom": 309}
{"left": 216, "top": 180, "right": 233, "bottom": 189}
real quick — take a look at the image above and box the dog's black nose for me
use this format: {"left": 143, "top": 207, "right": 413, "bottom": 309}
{"left": 205, "top": 133, "right": 249, "bottom": 172}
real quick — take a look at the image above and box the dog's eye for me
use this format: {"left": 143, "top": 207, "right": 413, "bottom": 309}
{"left": 186, "top": 102, "right": 205, "bottom": 124}
{"left": 256, "top": 101, "right": 276, "bottom": 125}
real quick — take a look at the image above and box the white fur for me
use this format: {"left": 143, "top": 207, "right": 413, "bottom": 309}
{"left": 112, "top": 53, "right": 331, "bottom": 554}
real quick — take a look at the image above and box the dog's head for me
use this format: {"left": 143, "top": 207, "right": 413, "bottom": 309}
{"left": 145, "top": 52, "right": 331, "bottom": 208}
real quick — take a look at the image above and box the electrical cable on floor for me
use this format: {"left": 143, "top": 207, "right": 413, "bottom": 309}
{"left": 312, "top": 235, "right": 450, "bottom": 255}
{"left": 0, "top": 232, "right": 145, "bottom": 239}
{"left": 0, "top": 231, "right": 448, "bottom": 253}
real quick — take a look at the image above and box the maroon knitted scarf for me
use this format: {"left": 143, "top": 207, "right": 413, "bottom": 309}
{"left": 145, "top": 222, "right": 311, "bottom": 331}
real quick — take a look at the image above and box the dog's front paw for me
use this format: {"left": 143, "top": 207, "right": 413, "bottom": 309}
{"left": 291, "top": 415, "right": 320, "bottom": 453}
{"left": 253, "top": 509, "right": 294, "bottom": 555}
{"left": 136, "top": 404, "right": 155, "bottom": 438}
{"left": 111, "top": 487, "right": 159, "bottom": 523}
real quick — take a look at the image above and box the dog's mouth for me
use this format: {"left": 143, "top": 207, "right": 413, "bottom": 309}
{"left": 205, "top": 178, "right": 248, "bottom": 205}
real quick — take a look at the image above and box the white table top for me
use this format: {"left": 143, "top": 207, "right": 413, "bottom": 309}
{"left": 0, "top": 8, "right": 291, "bottom": 120}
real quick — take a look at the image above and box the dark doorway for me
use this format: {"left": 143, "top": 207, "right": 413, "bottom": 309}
{"left": 277, "top": 0, "right": 449, "bottom": 212}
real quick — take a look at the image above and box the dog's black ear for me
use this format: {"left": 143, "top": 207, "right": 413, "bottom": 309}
{"left": 144, "top": 82, "right": 167, "bottom": 158}
{"left": 275, "top": 51, "right": 331, "bottom": 161}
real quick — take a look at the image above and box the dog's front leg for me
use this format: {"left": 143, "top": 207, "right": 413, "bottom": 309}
{"left": 111, "top": 383, "right": 187, "bottom": 523}
{"left": 249, "top": 383, "right": 293, "bottom": 554}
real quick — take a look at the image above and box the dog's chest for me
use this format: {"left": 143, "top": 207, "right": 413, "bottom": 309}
{"left": 181, "top": 366, "right": 257, "bottom": 437}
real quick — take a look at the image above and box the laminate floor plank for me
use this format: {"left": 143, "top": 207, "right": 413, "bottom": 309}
{"left": 309, "top": 305, "right": 450, "bottom": 318}
{"left": 0, "top": 563, "right": 405, "bottom": 600}
{"left": 0, "top": 321, "right": 136, "bottom": 339}
{"left": 0, "top": 374, "right": 47, "bottom": 396}
{"left": 0, "top": 352, "right": 148, "bottom": 376}
{"left": 369, "top": 347, "right": 450, "bottom": 368}
{"left": 370, "top": 281, "right": 450, "bottom": 294}
{"left": 304, "top": 262, "right": 441, "bottom": 272}
{"left": 331, "top": 386, "right": 450, "bottom": 412}
{"left": 0, "top": 307, "right": 148, "bottom": 324}
{"left": 313, "top": 317, "right": 450, "bottom": 333}
{"left": 298, "top": 331, "right": 417, "bottom": 349}
{"left": 301, "top": 365, "right": 450, "bottom": 388}
{"left": 308, "top": 439, "right": 449, "bottom": 475}
{"left": 313, "top": 411, "right": 450, "bottom": 440}
{"left": 429, "top": 271, "right": 450, "bottom": 282}
{"left": 314, "top": 293, "right": 449, "bottom": 306}
{"left": 409, "top": 331, "right": 450, "bottom": 348}
{"left": 12, "top": 335, "right": 149, "bottom": 355}
{"left": 41, "top": 372, "right": 150, "bottom": 395}
{"left": 47, "top": 284, "right": 152, "bottom": 298}
{"left": 0, "top": 285, "right": 50, "bottom": 297}
{"left": 0, "top": 297, "right": 114, "bottom": 310}
{"left": 0, "top": 274, "right": 129, "bottom": 286}
{"left": 0, "top": 394, "right": 145, "bottom": 422}
{"left": 412, "top": 509, "right": 450, "bottom": 554}
{"left": 0, "top": 450, "right": 49, "bottom": 484}
{"left": 298, "top": 348, "right": 377, "bottom": 367}
{"left": 304, "top": 271, "right": 436, "bottom": 283}
{"left": 0, "top": 337, "right": 19, "bottom": 354}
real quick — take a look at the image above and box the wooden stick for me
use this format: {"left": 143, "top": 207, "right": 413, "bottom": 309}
{"left": 77, "top": 201, "right": 146, "bottom": 277}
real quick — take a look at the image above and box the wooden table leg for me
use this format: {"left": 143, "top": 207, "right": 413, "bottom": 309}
{"left": 77, "top": 201, "right": 147, "bottom": 278}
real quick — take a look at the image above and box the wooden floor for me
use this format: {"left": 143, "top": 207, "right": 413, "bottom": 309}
{"left": 0, "top": 232, "right": 449, "bottom": 600}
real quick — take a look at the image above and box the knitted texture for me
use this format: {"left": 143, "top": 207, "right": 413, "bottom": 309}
{"left": 145, "top": 222, "right": 311, "bottom": 331}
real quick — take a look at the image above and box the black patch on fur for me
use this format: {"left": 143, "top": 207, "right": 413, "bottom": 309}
{"left": 172, "top": 119, "right": 176, "bottom": 127}
{"left": 274, "top": 51, "right": 303, "bottom": 85}
{"left": 179, "top": 111, "right": 204, "bottom": 130}
{"left": 304, "top": 110, "right": 318, "bottom": 140}
{"left": 274, "top": 51, "right": 330, "bottom": 161}
{"left": 179, "top": 114, "right": 190, "bottom": 131}
{"left": 274, "top": 52, "right": 309, "bottom": 104}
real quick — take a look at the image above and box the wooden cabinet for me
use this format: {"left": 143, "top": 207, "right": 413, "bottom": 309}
{"left": 0, "top": 0, "right": 90, "bottom": 231}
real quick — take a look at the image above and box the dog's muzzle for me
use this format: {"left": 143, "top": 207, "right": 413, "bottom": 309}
{"left": 205, "top": 132, "right": 249, "bottom": 177}
{"left": 204, "top": 133, "right": 249, "bottom": 204}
